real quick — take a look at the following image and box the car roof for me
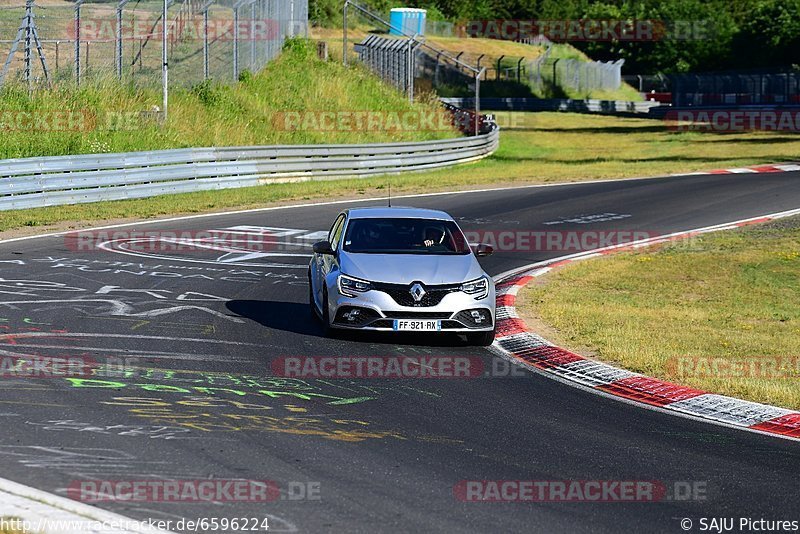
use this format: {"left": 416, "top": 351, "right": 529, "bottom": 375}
{"left": 346, "top": 206, "right": 454, "bottom": 221}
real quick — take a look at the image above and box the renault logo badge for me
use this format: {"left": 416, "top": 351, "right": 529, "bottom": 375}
{"left": 409, "top": 283, "right": 426, "bottom": 302}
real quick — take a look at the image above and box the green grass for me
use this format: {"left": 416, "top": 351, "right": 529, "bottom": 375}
{"left": 518, "top": 217, "right": 800, "bottom": 410}
{"left": 2, "top": 111, "right": 800, "bottom": 234}
{"left": 0, "top": 38, "right": 456, "bottom": 160}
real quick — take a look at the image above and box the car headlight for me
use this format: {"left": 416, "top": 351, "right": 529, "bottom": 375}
{"left": 338, "top": 274, "right": 373, "bottom": 297}
{"left": 460, "top": 276, "right": 489, "bottom": 299}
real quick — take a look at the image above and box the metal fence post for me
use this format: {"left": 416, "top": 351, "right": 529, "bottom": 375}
{"left": 552, "top": 58, "right": 559, "bottom": 90}
{"left": 342, "top": 0, "right": 349, "bottom": 66}
{"left": 234, "top": 3, "right": 239, "bottom": 79}
{"left": 250, "top": 1, "right": 256, "bottom": 71}
{"left": 115, "top": 0, "right": 131, "bottom": 80}
{"left": 200, "top": 0, "right": 213, "bottom": 80}
{"left": 475, "top": 67, "right": 484, "bottom": 136}
{"left": 75, "top": 0, "right": 82, "bottom": 85}
{"left": 162, "top": 0, "right": 168, "bottom": 120}
{"left": 406, "top": 35, "right": 418, "bottom": 102}
{"left": 233, "top": 0, "right": 251, "bottom": 79}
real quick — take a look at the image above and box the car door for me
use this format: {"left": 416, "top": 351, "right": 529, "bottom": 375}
{"left": 315, "top": 213, "right": 346, "bottom": 301}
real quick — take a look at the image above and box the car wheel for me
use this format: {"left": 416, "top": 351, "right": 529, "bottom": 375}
{"left": 468, "top": 329, "right": 495, "bottom": 346}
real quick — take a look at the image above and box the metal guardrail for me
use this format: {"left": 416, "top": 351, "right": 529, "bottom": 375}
{"left": 0, "top": 128, "right": 499, "bottom": 211}
{"left": 441, "top": 97, "right": 663, "bottom": 115}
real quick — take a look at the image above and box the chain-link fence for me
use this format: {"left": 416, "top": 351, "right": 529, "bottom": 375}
{"left": 672, "top": 70, "right": 800, "bottom": 106}
{"left": 354, "top": 34, "right": 420, "bottom": 100}
{"left": 525, "top": 53, "right": 623, "bottom": 95}
{"left": 623, "top": 73, "right": 669, "bottom": 93}
{"left": 0, "top": 0, "right": 308, "bottom": 89}
{"left": 344, "top": 1, "right": 486, "bottom": 134}
{"left": 353, "top": 32, "right": 489, "bottom": 135}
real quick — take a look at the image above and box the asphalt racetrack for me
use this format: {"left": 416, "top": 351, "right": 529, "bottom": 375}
{"left": 1, "top": 171, "right": 799, "bottom": 533}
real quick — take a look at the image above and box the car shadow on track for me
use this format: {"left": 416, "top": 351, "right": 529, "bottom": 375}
{"left": 226, "top": 300, "right": 476, "bottom": 348}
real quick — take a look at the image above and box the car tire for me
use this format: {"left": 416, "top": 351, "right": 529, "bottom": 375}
{"left": 321, "top": 287, "right": 335, "bottom": 338}
{"left": 308, "top": 269, "right": 319, "bottom": 320}
{"left": 468, "top": 329, "right": 495, "bottom": 346}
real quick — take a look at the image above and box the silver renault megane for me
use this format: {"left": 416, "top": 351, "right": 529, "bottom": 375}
{"left": 308, "top": 207, "right": 496, "bottom": 345}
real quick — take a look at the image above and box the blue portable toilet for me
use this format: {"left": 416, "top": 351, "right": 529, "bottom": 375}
{"left": 389, "top": 8, "right": 426, "bottom": 36}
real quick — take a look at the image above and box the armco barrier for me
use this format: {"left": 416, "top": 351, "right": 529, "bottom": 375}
{"left": 440, "top": 97, "right": 663, "bottom": 115}
{"left": 0, "top": 128, "right": 498, "bottom": 211}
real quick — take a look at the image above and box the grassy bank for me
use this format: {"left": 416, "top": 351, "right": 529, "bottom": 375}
{"left": 518, "top": 217, "right": 800, "bottom": 410}
{"left": 0, "top": 38, "right": 456, "bottom": 160}
{"left": 2, "top": 111, "right": 800, "bottom": 234}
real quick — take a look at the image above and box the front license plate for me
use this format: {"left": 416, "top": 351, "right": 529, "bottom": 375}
{"left": 393, "top": 319, "right": 441, "bottom": 331}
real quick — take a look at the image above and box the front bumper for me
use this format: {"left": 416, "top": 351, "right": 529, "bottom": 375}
{"left": 328, "top": 282, "right": 495, "bottom": 332}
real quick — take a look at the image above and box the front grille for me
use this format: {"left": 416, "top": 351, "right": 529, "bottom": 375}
{"left": 383, "top": 311, "right": 452, "bottom": 319}
{"left": 372, "top": 281, "right": 461, "bottom": 307}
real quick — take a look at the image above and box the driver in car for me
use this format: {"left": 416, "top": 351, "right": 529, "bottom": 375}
{"left": 423, "top": 226, "right": 446, "bottom": 248}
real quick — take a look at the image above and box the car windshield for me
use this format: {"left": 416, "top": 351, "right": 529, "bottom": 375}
{"left": 343, "top": 217, "right": 471, "bottom": 255}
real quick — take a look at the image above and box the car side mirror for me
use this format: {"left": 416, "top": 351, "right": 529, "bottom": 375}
{"left": 313, "top": 240, "right": 335, "bottom": 255}
{"left": 475, "top": 243, "right": 494, "bottom": 257}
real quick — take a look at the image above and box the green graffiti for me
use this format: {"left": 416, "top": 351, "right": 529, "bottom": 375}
{"left": 65, "top": 377, "right": 375, "bottom": 405}
{"left": 137, "top": 384, "right": 192, "bottom": 393}
{"left": 66, "top": 378, "right": 126, "bottom": 388}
